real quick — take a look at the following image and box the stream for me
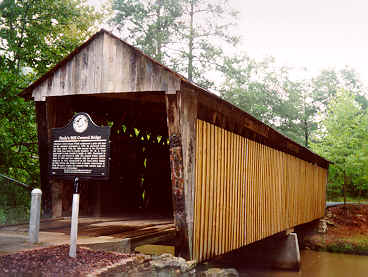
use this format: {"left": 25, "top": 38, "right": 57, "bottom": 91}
{"left": 207, "top": 250, "right": 368, "bottom": 276}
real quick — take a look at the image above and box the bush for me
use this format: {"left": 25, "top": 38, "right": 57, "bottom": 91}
{"left": 0, "top": 178, "right": 30, "bottom": 225}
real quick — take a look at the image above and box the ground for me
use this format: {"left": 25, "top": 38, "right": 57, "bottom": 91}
{"left": 0, "top": 245, "right": 201, "bottom": 276}
{"left": 0, "top": 245, "right": 144, "bottom": 276}
{"left": 303, "top": 204, "right": 368, "bottom": 254}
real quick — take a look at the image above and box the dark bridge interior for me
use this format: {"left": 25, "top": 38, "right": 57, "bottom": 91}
{"left": 49, "top": 93, "right": 173, "bottom": 218}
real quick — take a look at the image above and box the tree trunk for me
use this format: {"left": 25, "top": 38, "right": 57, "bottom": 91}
{"left": 188, "top": 0, "right": 194, "bottom": 81}
{"left": 343, "top": 172, "right": 347, "bottom": 207}
{"left": 304, "top": 119, "right": 309, "bottom": 148}
{"left": 155, "top": 0, "right": 163, "bottom": 62}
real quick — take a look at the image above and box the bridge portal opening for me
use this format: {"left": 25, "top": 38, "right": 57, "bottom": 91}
{"left": 48, "top": 93, "right": 173, "bottom": 220}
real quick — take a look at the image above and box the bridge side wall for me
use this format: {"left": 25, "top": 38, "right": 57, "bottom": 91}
{"left": 193, "top": 120, "right": 327, "bottom": 262}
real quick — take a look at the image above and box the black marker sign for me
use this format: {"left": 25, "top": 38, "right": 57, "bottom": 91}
{"left": 49, "top": 113, "right": 111, "bottom": 179}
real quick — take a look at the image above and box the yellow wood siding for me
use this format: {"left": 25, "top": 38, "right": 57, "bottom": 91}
{"left": 193, "top": 120, "right": 327, "bottom": 261}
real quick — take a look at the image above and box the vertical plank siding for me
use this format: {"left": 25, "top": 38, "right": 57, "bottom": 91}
{"left": 193, "top": 120, "right": 327, "bottom": 262}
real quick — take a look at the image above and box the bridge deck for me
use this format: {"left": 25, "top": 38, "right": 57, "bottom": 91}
{"left": 0, "top": 215, "right": 175, "bottom": 254}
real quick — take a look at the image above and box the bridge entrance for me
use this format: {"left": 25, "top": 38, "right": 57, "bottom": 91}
{"left": 47, "top": 93, "right": 173, "bottom": 221}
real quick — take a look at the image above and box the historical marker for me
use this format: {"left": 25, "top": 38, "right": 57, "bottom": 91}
{"left": 48, "top": 112, "right": 111, "bottom": 258}
{"left": 49, "top": 112, "right": 111, "bottom": 179}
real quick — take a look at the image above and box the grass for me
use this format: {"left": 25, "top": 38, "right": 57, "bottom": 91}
{"left": 323, "top": 237, "right": 368, "bottom": 255}
{"left": 327, "top": 195, "right": 368, "bottom": 203}
{"left": 306, "top": 233, "right": 368, "bottom": 255}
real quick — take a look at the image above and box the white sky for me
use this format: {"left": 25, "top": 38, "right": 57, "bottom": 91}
{"left": 91, "top": 0, "right": 368, "bottom": 83}
{"left": 230, "top": 0, "right": 368, "bottom": 82}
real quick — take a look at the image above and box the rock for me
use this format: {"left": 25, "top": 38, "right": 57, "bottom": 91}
{"left": 182, "top": 260, "right": 197, "bottom": 272}
{"left": 200, "top": 267, "right": 239, "bottom": 276}
{"left": 318, "top": 219, "right": 328, "bottom": 233}
{"left": 151, "top": 260, "right": 168, "bottom": 270}
{"left": 224, "top": 268, "right": 239, "bottom": 276}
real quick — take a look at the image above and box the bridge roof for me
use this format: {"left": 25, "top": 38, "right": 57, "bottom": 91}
{"left": 19, "top": 29, "right": 330, "bottom": 168}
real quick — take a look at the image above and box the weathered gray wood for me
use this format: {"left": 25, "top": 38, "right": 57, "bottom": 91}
{"left": 165, "top": 89, "right": 197, "bottom": 260}
{"left": 179, "top": 88, "right": 198, "bottom": 260}
{"left": 51, "top": 180, "right": 63, "bottom": 218}
{"left": 35, "top": 101, "right": 52, "bottom": 216}
{"left": 165, "top": 93, "right": 189, "bottom": 259}
{"left": 31, "top": 31, "right": 180, "bottom": 101}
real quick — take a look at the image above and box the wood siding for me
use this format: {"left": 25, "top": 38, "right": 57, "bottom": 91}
{"left": 31, "top": 32, "right": 180, "bottom": 101}
{"left": 193, "top": 120, "right": 327, "bottom": 262}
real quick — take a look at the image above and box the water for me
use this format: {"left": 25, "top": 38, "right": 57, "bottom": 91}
{"left": 131, "top": 246, "right": 368, "bottom": 276}
{"left": 210, "top": 250, "right": 368, "bottom": 277}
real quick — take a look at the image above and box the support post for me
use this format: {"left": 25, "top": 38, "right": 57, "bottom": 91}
{"left": 237, "top": 232, "right": 301, "bottom": 271}
{"left": 69, "top": 177, "right": 80, "bottom": 258}
{"left": 35, "top": 101, "right": 52, "bottom": 217}
{"left": 165, "top": 89, "right": 198, "bottom": 260}
{"left": 29, "top": 188, "right": 42, "bottom": 244}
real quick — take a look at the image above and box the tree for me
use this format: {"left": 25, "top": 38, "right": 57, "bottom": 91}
{"left": 0, "top": 0, "right": 105, "bottom": 188}
{"left": 110, "top": 0, "right": 183, "bottom": 63}
{"left": 174, "top": 0, "right": 239, "bottom": 88}
{"left": 219, "top": 54, "right": 317, "bottom": 146}
{"left": 110, "top": 0, "right": 239, "bottom": 88}
{"left": 311, "top": 90, "right": 368, "bottom": 204}
{"left": 311, "top": 67, "right": 365, "bottom": 116}
{"left": 0, "top": 0, "right": 105, "bottom": 76}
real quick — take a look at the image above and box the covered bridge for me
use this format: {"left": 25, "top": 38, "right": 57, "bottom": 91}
{"left": 20, "top": 29, "right": 329, "bottom": 262}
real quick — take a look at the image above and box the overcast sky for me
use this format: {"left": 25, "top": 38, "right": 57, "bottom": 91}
{"left": 230, "top": 0, "right": 368, "bottom": 82}
{"left": 92, "top": 0, "right": 368, "bottom": 83}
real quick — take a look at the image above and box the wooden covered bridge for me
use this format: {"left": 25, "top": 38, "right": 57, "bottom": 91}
{"left": 20, "top": 29, "right": 329, "bottom": 262}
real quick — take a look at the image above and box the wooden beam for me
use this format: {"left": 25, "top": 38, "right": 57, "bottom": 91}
{"left": 179, "top": 88, "right": 198, "bottom": 259}
{"left": 165, "top": 93, "right": 187, "bottom": 258}
{"left": 35, "top": 101, "right": 52, "bottom": 217}
{"left": 165, "top": 89, "right": 198, "bottom": 260}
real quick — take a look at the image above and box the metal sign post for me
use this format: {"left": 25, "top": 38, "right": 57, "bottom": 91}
{"left": 69, "top": 177, "right": 79, "bottom": 258}
{"left": 48, "top": 113, "right": 111, "bottom": 259}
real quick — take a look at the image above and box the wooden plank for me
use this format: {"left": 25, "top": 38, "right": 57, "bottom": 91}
{"left": 199, "top": 121, "right": 207, "bottom": 261}
{"left": 165, "top": 93, "right": 189, "bottom": 259}
{"left": 179, "top": 90, "right": 198, "bottom": 259}
{"left": 208, "top": 123, "right": 215, "bottom": 256}
{"left": 236, "top": 135, "right": 241, "bottom": 247}
{"left": 251, "top": 140, "right": 256, "bottom": 243}
{"left": 220, "top": 127, "right": 226, "bottom": 254}
{"left": 246, "top": 140, "right": 252, "bottom": 244}
{"left": 225, "top": 129, "right": 230, "bottom": 252}
{"left": 35, "top": 101, "right": 52, "bottom": 216}
{"left": 230, "top": 132, "right": 235, "bottom": 250}
{"left": 233, "top": 134, "right": 238, "bottom": 248}
{"left": 255, "top": 142, "right": 260, "bottom": 241}
{"left": 193, "top": 120, "right": 202, "bottom": 260}
{"left": 204, "top": 121, "right": 211, "bottom": 259}
{"left": 239, "top": 135, "right": 245, "bottom": 246}
{"left": 241, "top": 137, "right": 247, "bottom": 245}
{"left": 214, "top": 124, "right": 220, "bottom": 255}
{"left": 236, "top": 134, "right": 242, "bottom": 248}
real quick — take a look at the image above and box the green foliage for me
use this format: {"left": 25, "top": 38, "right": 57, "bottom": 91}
{"left": 312, "top": 90, "right": 368, "bottom": 200}
{"left": 324, "top": 238, "right": 368, "bottom": 255}
{"left": 220, "top": 55, "right": 368, "bottom": 152}
{"left": 174, "top": 0, "right": 239, "bottom": 88}
{"left": 0, "top": 178, "right": 30, "bottom": 225}
{"left": 0, "top": 0, "right": 105, "bottom": 74}
{"left": 111, "top": 0, "right": 183, "bottom": 63}
{"left": 110, "top": 0, "right": 239, "bottom": 88}
{"left": 0, "top": 0, "right": 106, "bottom": 220}
{"left": 220, "top": 55, "right": 317, "bottom": 147}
